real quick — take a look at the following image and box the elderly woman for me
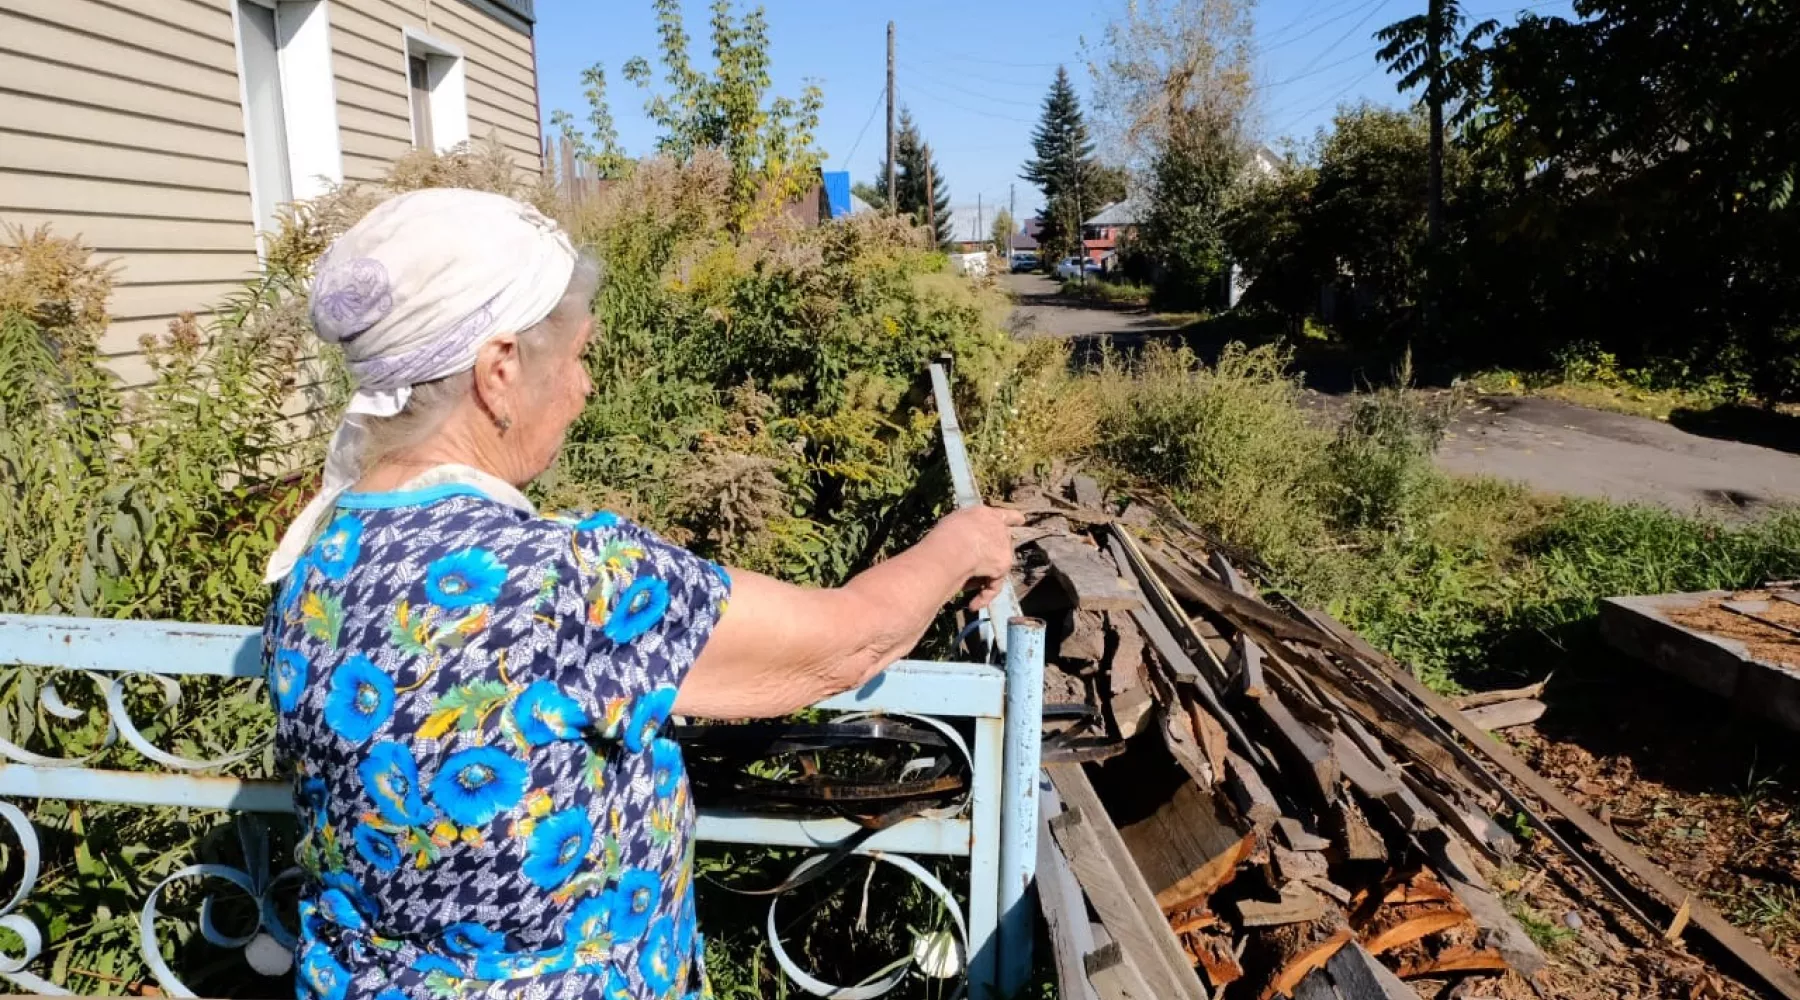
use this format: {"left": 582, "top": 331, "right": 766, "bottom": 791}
{"left": 262, "top": 189, "right": 1020, "bottom": 1000}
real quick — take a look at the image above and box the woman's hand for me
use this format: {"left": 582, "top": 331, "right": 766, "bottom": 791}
{"left": 927, "top": 505, "right": 1026, "bottom": 610}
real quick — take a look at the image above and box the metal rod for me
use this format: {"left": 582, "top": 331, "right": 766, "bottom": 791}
{"left": 997, "top": 616, "right": 1046, "bottom": 997}
{"left": 927, "top": 363, "right": 1021, "bottom": 651}
{"left": 967, "top": 714, "right": 1005, "bottom": 997}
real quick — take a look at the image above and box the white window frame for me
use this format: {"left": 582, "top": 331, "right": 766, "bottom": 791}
{"left": 231, "top": 0, "right": 343, "bottom": 246}
{"left": 402, "top": 29, "right": 470, "bottom": 153}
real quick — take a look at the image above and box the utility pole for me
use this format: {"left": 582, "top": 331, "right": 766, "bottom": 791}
{"left": 977, "top": 193, "right": 983, "bottom": 253}
{"left": 886, "top": 21, "right": 896, "bottom": 213}
{"left": 925, "top": 154, "right": 935, "bottom": 244}
{"left": 1424, "top": 0, "right": 1445, "bottom": 339}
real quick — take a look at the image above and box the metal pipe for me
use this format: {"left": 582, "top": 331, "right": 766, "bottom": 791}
{"left": 966, "top": 714, "right": 1005, "bottom": 997}
{"left": 997, "top": 616, "right": 1045, "bottom": 997}
{"left": 927, "top": 363, "right": 1021, "bottom": 652}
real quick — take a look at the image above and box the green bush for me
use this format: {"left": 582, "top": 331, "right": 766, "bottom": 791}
{"left": 1059, "top": 277, "right": 1152, "bottom": 306}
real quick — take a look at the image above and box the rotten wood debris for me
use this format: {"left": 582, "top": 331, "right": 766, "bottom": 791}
{"left": 1015, "top": 473, "right": 1800, "bottom": 1000}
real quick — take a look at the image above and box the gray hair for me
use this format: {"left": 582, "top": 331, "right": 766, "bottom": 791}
{"left": 358, "top": 254, "right": 602, "bottom": 468}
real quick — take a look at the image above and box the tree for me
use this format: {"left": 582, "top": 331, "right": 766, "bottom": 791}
{"left": 1143, "top": 112, "right": 1243, "bottom": 306}
{"left": 871, "top": 109, "right": 951, "bottom": 246}
{"left": 1022, "top": 67, "right": 1102, "bottom": 260}
{"left": 1376, "top": 0, "right": 1498, "bottom": 333}
{"left": 605, "top": 0, "right": 824, "bottom": 230}
{"left": 1086, "top": 0, "right": 1255, "bottom": 168}
{"left": 989, "top": 209, "right": 1015, "bottom": 254}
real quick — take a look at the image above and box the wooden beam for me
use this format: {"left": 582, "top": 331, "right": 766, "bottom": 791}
{"left": 1039, "top": 783, "right": 1102, "bottom": 1000}
{"left": 1071, "top": 473, "right": 1106, "bottom": 510}
{"left": 1239, "top": 882, "right": 1328, "bottom": 928}
{"left": 1227, "top": 751, "right": 1282, "bottom": 831}
{"left": 1037, "top": 535, "right": 1145, "bottom": 611}
{"left": 1086, "top": 942, "right": 1159, "bottom": 1000}
{"left": 1450, "top": 676, "right": 1550, "bottom": 711}
{"left": 1252, "top": 694, "right": 1340, "bottom": 805}
{"left": 1118, "top": 780, "right": 1257, "bottom": 914}
{"left": 1326, "top": 942, "right": 1418, "bottom": 1000}
{"left": 1048, "top": 765, "right": 1212, "bottom": 1000}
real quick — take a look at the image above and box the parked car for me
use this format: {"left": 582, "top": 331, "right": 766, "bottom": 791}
{"left": 1054, "top": 256, "right": 1100, "bottom": 280}
{"left": 1009, "top": 251, "right": 1039, "bottom": 273}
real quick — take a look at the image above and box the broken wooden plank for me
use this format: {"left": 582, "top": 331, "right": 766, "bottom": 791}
{"left": 1450, "top": 676, "right": 1551, "bottom": 711}
{"left": 1332, "top": 728, "right": 1403, "bottom": 800}
{"left": 1227, "top": 751, "right": 1282, "bottom": 831}
{"left": 1294, "top": 968, "right": 1342, "bottom": 1000}
{"left": 1252, "top": 694, "right": 1340, "bottom": 805}
{"left": 1189, "top": 928, "right": 1246, "bottom": 988}
{"left": 1330, "top": 797, "right": 1388, "bottom": 864}
{"left": 1108, "top": 614, "right": 1155, "bottom": 739}
{"left": 1239, "top": 883, "right": 1328, "bottom": 928}
{"left": 1038, "top": 782, "right": 1102, "bottom": 1000}
{"left": 1235, "top": 633, "right": 1271, "bottom": 699}
{"left": 1326, "top": 942, "right": 1418, "bottom": 1000}
{"left": 1085, "top": 942, "right": 1158, "bottom": 1000}
{"left": 1400, "top": 774, "right": 1518, "bottom": 862}
{"left": 1252, "top": 906, "right": 1354, "bottom": 1000}
{"left": 1063, "top": 608, "right": 1109, "bottom": 663}
{"left": 1118, "top": 779, "right": 1257, "bottom": 914}
{"left": 1463, "top": 698, "right": 1546, "bottom": 732}
{"left": 1211, "top": 550, "right": 1254, "bottom": 597}
{"left": 1071, "top": 473, "right": 1107, "bottom": 510}
{"left": 1277, "top": 817, "right": 1332, "bottom": 853}
{"left": 1037, "top": 534, "right": 1144, "bottom": 611}
{"left": 1047, "top": 764, "right": 1211, "bottom": 1000}
{"left": 1352, "top": 870, "right": 1472, "bottom": 957}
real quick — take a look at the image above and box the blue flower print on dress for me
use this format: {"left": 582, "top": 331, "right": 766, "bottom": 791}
{"left": 359, "top": 741, "right": 431, "bottom": 826}
{"left": 324, "top": 655, "right": 394, "bottom": 742}
{"left": 374, "top": 991, "right": 406, "bottom": 1000}
{"left": 639, "top": 914, "right": 678, "bottom": 996}
{"left": 676, "top": 887, "right": 698, "bottom": 967}
{"left": 424, "top": 548, "right": 507, "bottom": 609}
{"left": 611, "top": 867, "right": 661, "bottom": 940}
{"left": 601, "top": 968, "right": 632, "bottom": 1000}
{"left": 604, "top": 576, "right": 670, "bottom": 644}
{"left": 313, "top": 514, "right": 364, "bottom": 581}
{"left": 565, "top": 892, "right": 616, "bottom": 974}
{"left": 299, "top": 941, "right": 352, "bottom": 1000}
{"left": 650, "top": 737, "right": 684, "bottom": 798}
{"left": 271, "top": 649, "right": 306, "bottom": 714}
{"left": 626, "top": 685, "right": 679, "bottom": 753}
{"left": 317, "top": 887, "right": 367, "bottom": 929}
{"left": 353, "top": 824, "right": 402, "bottom": 871}
{"left": 512, "top": 680, "right": 590, "bottom": 746}
{"left": 522, "top": 807, "right": 593, "bottom": 890}
{"left": 431, "top": 745, "right": 528, "bottom": 826}
{"left": 321, "top": 871, "right": 377, "bottom": 920}
{"left": 442, "top": 921, "right": 508, "bottom": 956}
{"left": 576, "top": 510, "right": 620, "bottom": 530}
{"left": 411, "top": 954, "right": 462, "bottom": 978}
{"left": 475, "top": 945, "right": 574, "bottom": 981}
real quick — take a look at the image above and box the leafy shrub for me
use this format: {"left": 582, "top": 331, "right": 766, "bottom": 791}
{"left": 1322, "top": 363, "right": 1451, "bottom": 533}
{"left": 1059, "top": 278, "right": 1152, "bottom": 306}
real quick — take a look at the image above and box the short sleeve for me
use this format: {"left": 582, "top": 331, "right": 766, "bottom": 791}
{"left": 562, "top": 512, "right": 731, "bottom": 751}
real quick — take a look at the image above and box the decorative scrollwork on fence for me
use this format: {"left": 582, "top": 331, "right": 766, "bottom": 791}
{"left": 0, "top": 669, "right": 267, "bottom": 772}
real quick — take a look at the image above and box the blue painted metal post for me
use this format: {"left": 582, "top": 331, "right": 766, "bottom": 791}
{"left": 998, "top": 616, "right": 1045, "bottom": 996}
{"left": 966, "top": 713, "right": 1005, "bottom": 997}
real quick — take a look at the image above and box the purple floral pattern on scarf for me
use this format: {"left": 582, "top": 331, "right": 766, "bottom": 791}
{"left": 348, "top": 298, "right": 498, "bottom": 390}
{"left": 313, "top": 257, "right": 395, "bottom": 344}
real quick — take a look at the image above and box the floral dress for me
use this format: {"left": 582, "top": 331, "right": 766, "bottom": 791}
{"left": 263, "top": 479, "right": 731, "bottom": 1000}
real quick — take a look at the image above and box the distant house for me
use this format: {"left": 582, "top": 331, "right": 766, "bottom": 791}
{"left": 0, "top": 0, "right": 545, "bottom": 389}
{"left": 944, "top": 204, "right": 996, "bottom": 253}
{"left": 1006, "top": 225, "right": 1039, "bottom": 255}
{"left": 1081, "top": 197, "right": 1148, "bottom": 268}
{"left": 1247, "top": 145, "right": 1286, "bottom": 179}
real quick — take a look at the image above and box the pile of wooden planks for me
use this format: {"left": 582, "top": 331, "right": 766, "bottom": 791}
{"left": 1015, "top": 475, "right": 1552, "bottom": 1000}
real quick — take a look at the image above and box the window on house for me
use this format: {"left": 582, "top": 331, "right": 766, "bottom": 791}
{"left": 404, "top": 33, "right": 469, "bottom": 152}
{"left": 235, "top": 0, "right": 341, "bottom": 243}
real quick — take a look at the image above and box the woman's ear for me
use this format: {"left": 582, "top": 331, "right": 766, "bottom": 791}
{"left": 472, "top": 334, "right": 524, "bottom": 429}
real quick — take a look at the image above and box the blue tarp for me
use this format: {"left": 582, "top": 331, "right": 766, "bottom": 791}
{"left": 823, "top": 171, "right": 853, "bottom": 219}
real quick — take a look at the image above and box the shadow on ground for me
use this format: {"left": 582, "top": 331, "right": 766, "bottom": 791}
{"left": 1670, "top": 404, "right": 1800, "bottom": 457}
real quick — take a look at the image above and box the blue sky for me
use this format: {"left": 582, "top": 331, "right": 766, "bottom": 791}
{"left": 533, "top": 0, "right": 1575, "bottom": 221}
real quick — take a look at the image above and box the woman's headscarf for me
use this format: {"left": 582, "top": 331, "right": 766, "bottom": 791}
{"left": 264, "top": 188, "right": 578, "bottom": 584}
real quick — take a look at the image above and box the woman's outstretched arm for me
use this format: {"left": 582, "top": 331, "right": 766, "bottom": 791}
{"left": 672, "top": 505, "right": 1023, "bottom": 719}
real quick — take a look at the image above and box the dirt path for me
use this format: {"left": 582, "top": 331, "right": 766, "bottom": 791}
{"left": 1004, "top": 275, "right": 1800, "bottom": 517}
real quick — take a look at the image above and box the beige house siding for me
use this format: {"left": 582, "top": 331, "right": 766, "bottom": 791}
{"left": 327, "top": 0, "right": 542, "bottom": 184}
{"left": 0, "top": 0, "right": 541, "bottom": 389}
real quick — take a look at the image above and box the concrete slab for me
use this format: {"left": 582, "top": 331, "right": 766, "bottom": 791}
{"left": 1600, "top": 592, "right": 1800, "bottom": 733}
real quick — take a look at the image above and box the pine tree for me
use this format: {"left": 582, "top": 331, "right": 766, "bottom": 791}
{"left": 872, "top": 109, "right": 952, "bottom": 246}
{"left": 1022, "top": 67, "right": 1100, "bottom": 260}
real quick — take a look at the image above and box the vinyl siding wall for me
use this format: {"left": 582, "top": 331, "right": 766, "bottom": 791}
{"left": 0, "top": 0, "right": 540, "bottom": 389}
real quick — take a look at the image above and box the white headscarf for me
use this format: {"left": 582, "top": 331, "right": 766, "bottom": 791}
{"left": 264, "top": 188, "right": 578, "bottom": 583}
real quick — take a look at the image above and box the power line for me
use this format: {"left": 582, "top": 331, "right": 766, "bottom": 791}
{"left": 1260, "top": 0, "right": 1389, "bottom": 55}
{"left": 1286, "top": 0, "right": 1395, "bottom": 79}
{"left": 841, "top": 85, "right": 887, "bottom": 166}
{"left": 1260, "top": 0, "right": 1367, "bottom": 47}
{"left": 1254, "top": 44, "right": 1382, "bottom": 92}
{"left": 905, "top": 57, "right": 1062, "bottom": 94}
{"left": 1275, "top": 64, "right": 1386, "bottom": 135}
{"left": 901, "top": 74, "right": 1042, "bottom": 125}
{"left": 899, "top": 66, "right": 1044, "bottom": 109}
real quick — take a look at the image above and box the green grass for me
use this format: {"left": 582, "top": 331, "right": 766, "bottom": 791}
{"left": 1058, "top": 277, "right": 1152, "bottom": 306}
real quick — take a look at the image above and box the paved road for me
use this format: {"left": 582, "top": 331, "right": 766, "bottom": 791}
{"left": 1001, "top": 272, "right": 1180, "bottom": 340}
{"left": 1003, "top": 272, "right": 1800, "bottom": 517}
